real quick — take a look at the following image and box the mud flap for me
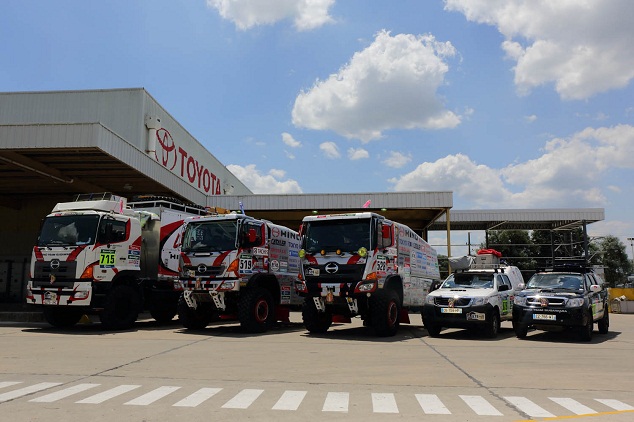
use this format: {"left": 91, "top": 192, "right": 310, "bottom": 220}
{"left": 276, "top": 306, "right": 290, "bottom": 323}
{"left": 400, "top": 308, "right": 410, "bottom": 324}
{"left": 333, "top": 315, "right": 352, "bottom": 323}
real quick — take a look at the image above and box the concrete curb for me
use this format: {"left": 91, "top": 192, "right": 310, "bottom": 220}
{"left": 0, "top": 311, "right": 45, "bottom": 323}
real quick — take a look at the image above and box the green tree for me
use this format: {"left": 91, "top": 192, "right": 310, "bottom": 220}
{"left": 594, "top": 236, "right": 632, "bottom": 287}
{"left": 480, "top": 230, "right": 538, "bottom": 273}
{"left": 530, "top": 228, "right": 587, "bottom": 266}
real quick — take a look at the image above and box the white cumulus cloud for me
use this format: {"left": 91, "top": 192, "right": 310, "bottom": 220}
{"left": 347, "top": 147, "right": 369, "bottom": 160}
{"left": 207, "top": 0, "right": 334, "bottom": 31}
{"left": 227, "top": 164, "right": 303, "bottom": 193}
{"left": 292, "top": 30, "right": 461, "bottom": 142}
{"left": 444, "top": 0, "right": 634, "bottom": 100}
{"left": 383, "top": 151, "right": 412, "bottom": 168}
{"left": 320, "top": 141, "right": 340, "bottom": 159}
{"left": 390, "top": 124, "right": 634, "bottom": 208}
{"left": 282, "top": 132, "right": 302, "bottom": 148}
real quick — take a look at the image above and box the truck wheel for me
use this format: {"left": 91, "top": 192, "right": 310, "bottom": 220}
{"left": 238, "top": 287, "right": 275, "bottom": 333}
{"left": 370, "top": 289, "right": 401, "bottom": 337}
{"left": 513, "top": 321, "right": 528, "bottom": 339}
{"left": 484, "top": 311, "right": 500, "bottom": 338}
{"left": 43, "top": 307, "right": 82, "bottom": 328}
{"left": 100, "top": 284, "right": 140, "bottom": 330}
{"left": 302, "top": 298, "right": 332, "bottom": 334}
{"left": 598, "top": 306, "right": 609, "bottom": 334}
{"left": 150, "top": 307, "right": 177, "bottom": 324}
{"left": 425, "top": 322, "right": 442, "bottom": 337}
{"left": 177, "top": 295, "right": 212, "bottom": 329}
{"left": 578, "top": 309, "right": 593, "bottom": 342}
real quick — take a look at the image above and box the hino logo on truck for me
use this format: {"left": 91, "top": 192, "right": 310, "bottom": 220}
{"left": 197, "top": 264, "right": 207, "bottom": 274}
{"left": 324, "top": 262, "right": 339, "bottom": 274}
{"left": 50, "top": 259, "right": 60, "bottom": 270}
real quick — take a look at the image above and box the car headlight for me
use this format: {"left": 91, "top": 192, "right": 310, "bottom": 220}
{"left": 566, "top": 298, "right": 584, "bottom": 308}
{"left": 425, "top": 295, "right": 436, "bottom": 305}
{"left": 514, "top": 296, "right": 527, "bottom": 306}
{"left": 472, "top": 297, "right": 487, "bottom": 306}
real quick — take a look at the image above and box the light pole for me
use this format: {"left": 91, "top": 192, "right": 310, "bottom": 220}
{"left": 628, "top": 237, "right": 634, "bottom": 271}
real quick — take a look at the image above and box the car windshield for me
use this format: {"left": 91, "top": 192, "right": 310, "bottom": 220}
{"left": 526, "top": 273, "right": 583, "bottom": 291}
{"left": 182, "top": 220, "right": 237, "bottom": 252}
{"left": 38, "top": 215, "right": 99, "bottom": 247}
{"left": 441, "top": 273, "right": 494, "bottom": 289}
{"left": 304, "top": 219, "right": 371, "bottom": 254}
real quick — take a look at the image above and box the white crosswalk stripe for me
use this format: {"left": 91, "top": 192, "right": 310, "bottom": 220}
{"left": 221, "top": 388, "right": 264, "bottom": 409}
{"left": 76, "top": 384, "right": 141, "bottom": 404}
{"left": 4, "top": 380, "right": 634, "bottom": 417}
{"left": 124, "top": 386, "right": 181, "bottom": 405}
{"left": 460, "top": 395, "right": 503, "bottom": 416}
{"left": 272, "top": 390, "right": 307, "bottom": 411}
{"left": 372, "top": 393, "right": 399, "bottom": 413}
{"left": 173, "top": 387, "right": 222, "bottom": 407}
{"left": 595, "top": 398, "right": 634, "bottom": 411}
{"left": 0, "top": 382, "right": 62, "bottom": 403}
{"left": 504, "top": 396, "right": 556, "bottom": 418}
{"left": 415, "top": 393, "right": 451, "bottom": 414}
{"left": 30, "top": 383, "right": 101, "bottom": 403}
{"left": 549, "top": 397, "right": 598, "bottom": 415}
{"left": 323, "top": 392, "right": 349, "bottom": 412}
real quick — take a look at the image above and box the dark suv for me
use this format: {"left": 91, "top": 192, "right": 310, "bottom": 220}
{"left": 512, "top": 265, "right": 609, "bottom": 341}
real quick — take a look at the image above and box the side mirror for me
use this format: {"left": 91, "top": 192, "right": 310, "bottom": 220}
{"left": 382, "top": 225, "right": 390, "bottom": 239}
{"left": 590, "top": 284, "right": 602, "bottom": 292}
{"left": 517, "top": 283, "right": 525, "bottom": 290}
{"left": 248, "top": 228, "right": 257, "bottom": 244}
{"left": 498, "top": 284, "right": 510, "bottom": 292}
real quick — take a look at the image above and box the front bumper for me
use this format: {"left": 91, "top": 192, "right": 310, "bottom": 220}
{"left": 512, "top": 306, "right": 585, "bottom": 327}
{"left": 422, "top": 303, "right": 494, "bottom": 328}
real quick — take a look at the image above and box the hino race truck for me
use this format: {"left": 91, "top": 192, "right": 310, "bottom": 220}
{"left": 297, "top": 212, "right": 441, "bottom": 336}
{"left": 26, "top": 193, "right": 207, "bottom": 329}
{"left": 177, "top": 213, "right": 304, "bottom": 332}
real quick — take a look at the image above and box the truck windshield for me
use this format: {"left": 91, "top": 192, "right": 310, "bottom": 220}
{"left": 304, "top": 219, "right": 371, "bottom": 254}
{"left": 526, "top": 273, "right": 583, "bottom": 291}
{"left": 441, "top": 273, "right": 494, "bottom": 289}
{"left": 182, "top": 220, "right": 237, "bottom": 253}
{"left": 38, "top": 215, "right": 100, "bottom": 247}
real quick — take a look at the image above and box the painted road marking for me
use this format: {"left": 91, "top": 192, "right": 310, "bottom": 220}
{"left": 76, "top": 385, "right": 141, "bottom": 404}
{"left": 595, "top": 399, "right": 634, "bottom": 411}
{"left": 504, "top": 396, "right": 556, "bottom": 418}
{"left": 549, "top": 397, "right": 597, "bottom": 415}
{"left": 173, "top": 387, "right": 222, "bottom": 407}
{"left": 323, "top": 392, "right": 349, "bottom": 412}
{"left": 415, "top": 393, "right": 451, "bottom": 414}
{"left": 124, "top": 386, "right": 181, "bottom": 405}
{"left": 30, "top": 383, "right": 101, "bottom": 403}
{"left": 0, "top": 382, "right": 61, "bottom": 403}
{"left": 221, "top": 388, "right": 264, "bottom": 409}
{"left": 372, "top": 393, "right": 399, "bottom": 413}
{"left": 460, "top": 395, "right": 503, "bottom": 416}
{"left": 272, "top": 390, "right": 307, "bottom": 411}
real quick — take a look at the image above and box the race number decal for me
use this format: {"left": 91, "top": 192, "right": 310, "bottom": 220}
{"left": 376, "top": 255, "right": 387, "bottom": 272}
{"left": 239, "top": 254, "right": 253, "bottom": 274}
{"left": 100, "top": 249, "right": 116, "bottom": 268}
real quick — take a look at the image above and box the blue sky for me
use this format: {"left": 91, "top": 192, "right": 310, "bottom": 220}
{"left": 2, "top": 0, "right": 634, "bottom": 257}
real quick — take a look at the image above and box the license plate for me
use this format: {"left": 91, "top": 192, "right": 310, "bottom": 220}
{"left": 533, "top": 314, "right": 556, "bottom": 321}
{"left": 44, "top": 292, "right": 57, "bottom": 305}
{"left": 307, "top": 268, "right": 320, "bottom": 276}
{"left": 441, "top": 307, "right": 462, "bottom": 314}
{"left": 467, "top": 312, "right": 485, "bottom": 321}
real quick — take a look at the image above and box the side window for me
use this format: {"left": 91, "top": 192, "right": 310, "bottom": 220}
{"left": 110, "top": 220, "right": 127, "bottom": 242}
{"left": 584, "top": 275, "right": 593, "bottom": 290}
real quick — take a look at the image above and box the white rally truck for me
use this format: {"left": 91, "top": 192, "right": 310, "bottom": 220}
{"left": 422, "top": 251, "right": 525, "bottom": 338}
{"left": 177, "top": 213, "right": 304, "bottom": 332}
{"left": 297, "top": 212, "right": 441, "bottom": 337}
{"left": 26, "top": 193, "right": 207, "bottom": 329}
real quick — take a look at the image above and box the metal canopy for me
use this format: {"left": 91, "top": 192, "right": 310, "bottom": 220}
{"left": 428, "top": 209, "right": 605, "bottom": 232}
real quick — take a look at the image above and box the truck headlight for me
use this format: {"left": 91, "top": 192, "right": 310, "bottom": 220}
{"left": 216, "top": 281, "right": 236, "bottom": 291}
{"left": 472, "top": 297, "right": 486, "bottom": 306}
{"left": 566, "top": 298, "right": 584, "bottom": 308}
{"left": 514, "top": 296, "right": 527, "bottom": 306}
{"left": 425, "top": 295, "right": 436, "bottom": 305}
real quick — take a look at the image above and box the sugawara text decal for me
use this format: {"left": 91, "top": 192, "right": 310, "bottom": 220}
{"left": 155, "top": 128, "right": 222, "bottom": 195}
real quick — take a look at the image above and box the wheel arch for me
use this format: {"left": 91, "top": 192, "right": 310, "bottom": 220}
{"left": 383, "top": 275, "right": 403, "bottom": 303}
{"left": 246, "top": 273, "right": 280, "bottom": 304}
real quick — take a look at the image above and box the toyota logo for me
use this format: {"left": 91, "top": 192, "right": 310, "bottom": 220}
{"left": 324, "top": 262, "right": 339, "bottom": 274}
{"left": 50, "top": 259, "right": 60, "bottom": 270}
{"left": 540, "top": 298, "right": 549, "bottom": 307}
{"left": 197, "top": 264, "right": 207, "bottom": 274}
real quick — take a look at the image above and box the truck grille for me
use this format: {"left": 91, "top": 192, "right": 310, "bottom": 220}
{"left": 182, "top": 265, "right": 225, "bottom": 278}
{"left": 433, "top": 297, "right": 472, "bottom": 307}
{"left": 303, "top": 264, "right": 365, "bottom": 284}
{"left": 32, "top": 261, "right": 78, "bottom": 283}
{"left": 526, "top": 296, "right": 566, "bottom": 307}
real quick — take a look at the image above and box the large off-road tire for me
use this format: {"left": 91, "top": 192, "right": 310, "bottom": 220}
{"left": 149, "top": 305, "right": 177, "bottom": 324}
{"left": 484, "top": 310, "right": 500, "bottom": 338}
{"left": 370, "top": 289, "right": 401, "bottom": 337}
{"left": 43, "top": 307, "right": 82, "bottom": 328}
{"left": 598, "top": 305, "right": 609, "bottom": 334}
{"left": 238, "top": 287, "right": 275, "bottom": 333}
{"left": 302, "top": 298, "right": 332, "bottom": 334}
{"left": 513, "top": 321, "right": 528, "bottom": 339}
{"left": 99, "top": 284, "right": 140, "bottom": 330}
{"left": 578, "top": 309, "right": 594, "bottom": 342}
{"left": 177, "top": 295, "right": 212, "bottom": 330}
{"left": 425, "top": 321, "right": 442, "bottom": 337}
